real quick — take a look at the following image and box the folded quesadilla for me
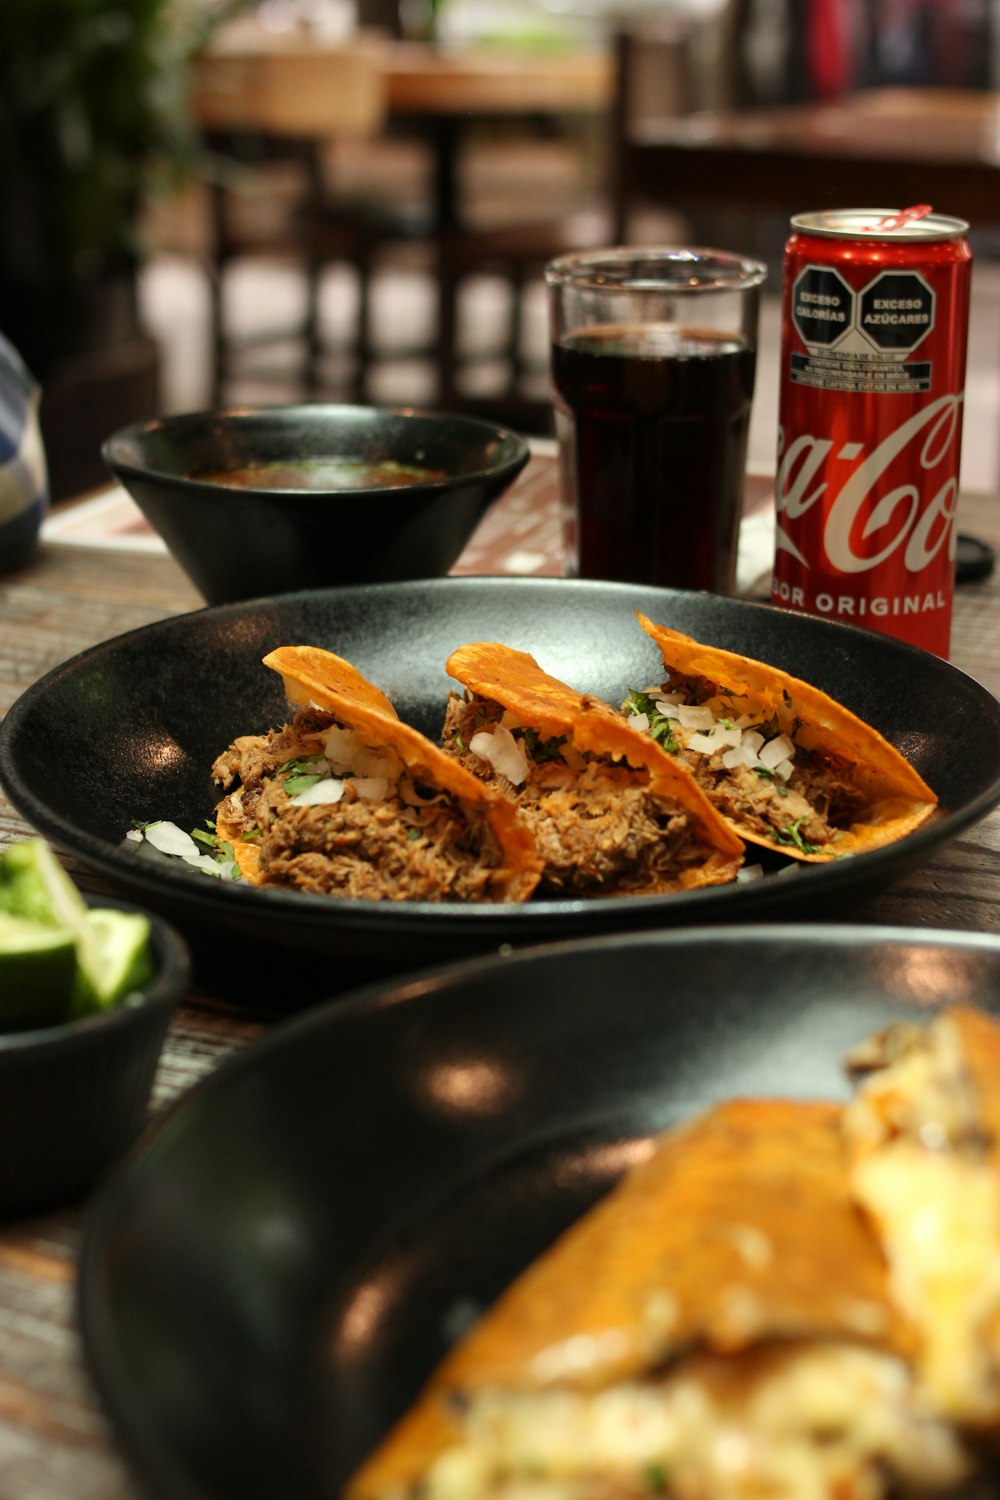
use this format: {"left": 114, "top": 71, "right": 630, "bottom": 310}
{"left": 347, "top": 1097, "right": 974, "bottom": 1500}
{"left": 441, "top": 642, "right": 744, "bottom": 897}
{"left": 845, "top": 1005, "right": 1000, "bottom": 1430}
{"left": 211, "top": 645, "right": 541, "bottom": 902}
{"left": 626, "top": 614, "right": 938, "bottom": 861}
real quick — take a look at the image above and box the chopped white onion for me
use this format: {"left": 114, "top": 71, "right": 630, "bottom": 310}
{"left": 469, "top": 726, "right": 529, "bottom": 786}
{"left": 774, "top": 758, "right": 795, "bottom": 783}
{"left": 721, "top": 747, "right": 745, "bottom": 770}
{"left": 353, "top": 776, "right": 389, "bottom": 802}
{"left": 125, "top": 828, "right": 143, "bottom": 843}
{"left": 323, "top": 724, "right": 358, "bottom": 771}
{"left": 180, "top": 851, "right": 230, "bottom": 877}
{"left": 655, "top": 699, "right": 682, "bottom": 720}
{"left": 742, "top": 729, "right": 765, "bottom": 758}
{"left": 759, "top": 733, "right": 796, "bottom": 770}
{"left": 689, "top": 725, "right": 740, "bottom": 755}
{"left": 353, "top": 748, "right": 398, "bottom": 781}
{"left": 291, "top": 777, "right": 346, "bottom": 807}
{"left": 736, "top": 864, "right": 765, "bottom": 883}
{"left": 627, "top": 711, "right": 650, "bottom": 733}
{"left": 143, "top": 821, "right": 202, "bottom": 858}
{"left": 677, "top": 703, "right": 714, "bottom": 731}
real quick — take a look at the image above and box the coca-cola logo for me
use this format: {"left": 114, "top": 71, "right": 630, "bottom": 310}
{"left": 775, "top": 393, "right": 962, "bottom": 575}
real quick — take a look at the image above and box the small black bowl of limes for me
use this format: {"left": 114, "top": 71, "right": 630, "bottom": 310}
{"left": 0, "top": 838, "right": 189, "bottom": 1216}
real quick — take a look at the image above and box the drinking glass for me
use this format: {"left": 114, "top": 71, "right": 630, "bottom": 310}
{"left": 545, "top": 246, "right": 767, "bottom": 593}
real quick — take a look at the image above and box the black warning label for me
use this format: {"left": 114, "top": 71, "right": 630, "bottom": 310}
{"left": 858, "top": 271, "right": 935, "bottom": 353}
{"left": 791, "top": 266, "right": 854, "bottom": 348}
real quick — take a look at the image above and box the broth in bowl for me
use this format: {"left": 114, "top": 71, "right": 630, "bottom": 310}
{"left": 196, "top": 459, "right": 448, "bottom": 491}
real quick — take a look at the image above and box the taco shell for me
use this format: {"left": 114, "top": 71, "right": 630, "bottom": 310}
{"left": 635, "top": 614, "right": 937, "bottom": 861}
{"left": 213, "top": 645, "right": 541, "bottom": 902}
{"left": 444, "top": 641, "right": 744, "bottom": 895}
{"left": 347, "top": 1099, "right": 969, "bottom": 1500}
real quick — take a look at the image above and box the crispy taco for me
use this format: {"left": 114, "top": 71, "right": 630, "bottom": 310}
{"left": 211, "top": 645, "right": 541, "bottom": 902}
{"left": 441, "top": 642, "right": 744, "bottom": 897}
{"left": 626, "top": 614, "right": 938, "bottom": 862}
{"left": 347, "top": 1097, "right": 974, "bottom": 1500}
{"left": 844, "top": 1005, "right": 1000, "bottom": 1430}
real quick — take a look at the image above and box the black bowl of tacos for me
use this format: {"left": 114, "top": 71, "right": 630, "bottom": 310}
{"left": 1, "top": 578, "right": 999, "bottom": 998}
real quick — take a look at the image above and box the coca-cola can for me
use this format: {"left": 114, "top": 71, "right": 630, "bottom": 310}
{"left": 771, "top": 207, "right": 972, "bottom": 657}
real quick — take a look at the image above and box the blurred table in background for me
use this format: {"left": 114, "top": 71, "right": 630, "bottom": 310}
{"left": 193, "top": 29, "right": 389, "bottom": 137}
{"left": 190, "top": 29, "right": 612, "bottom": 416}
{"left": 193, "top": 29, "right": 612, "bottom": 232}
{"left": 382, "top": 40, "right": 612, "bottom": 231}
{"left": 615, "top": 86, "right": 1000, "bottom": 239}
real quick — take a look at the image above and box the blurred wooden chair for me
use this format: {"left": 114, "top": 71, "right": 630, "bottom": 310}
{"left": 430, "top": 140, "right": 609, "bottom": 432}
{"left": 202, "top": 127, "right": 432, "bottom": 405}
{"left": 194, "top": 27, "right": 616, "bottom": 428}
{"left": 193, "top": 34, "right": 425, "bottom": 405}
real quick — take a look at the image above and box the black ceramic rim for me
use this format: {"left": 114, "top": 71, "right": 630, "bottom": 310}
{"left": 75, "top": 921, "right": 1000, "bottom": 1500}
{"left": 1, "top": 578, "right": 998, "bottom": 951}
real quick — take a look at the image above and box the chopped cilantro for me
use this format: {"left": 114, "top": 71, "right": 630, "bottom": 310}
{"left": 648, "top": 718, "right": 679, "bottom": 752}
{"left": 190, "top": 825, "right": 243, "bottom": 878}
{"left": 754, "top": 768, "right": 789, "bottom": 798}
{"left": 644, "top": 1461, "right": 668, "bottom": 1494}
{"left": 776, "top": 817, "right": 821, "bottom": 855}
{"left": 279, "top": 755, "right": 327, "bottom": 798}
{"left": 622, "top": 688, "right": 678, "bottom": 753}
{"left": 624, "top": 688, "right": 654, "bottom": 715}
{"left": 453, "top": 731, "right": 466, "bottom": 753}
{"left": 284, "top": 773, "right": 324, "bottom": 797}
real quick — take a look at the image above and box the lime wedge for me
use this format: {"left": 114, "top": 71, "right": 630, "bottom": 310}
{"left": 0, "top": 911, "right": 77, "bottom": 1030}
{"left": 0, "top": 841, "right": 155, "bottom": 1015}
{"left": 0, "top": 837, "right": 89, "bottom": 929}
{"left": 72, "top": 909, "right": 154, "bottom": 1015}
{"left": 0, "top": 838, "right": 107, "bottom": 1007}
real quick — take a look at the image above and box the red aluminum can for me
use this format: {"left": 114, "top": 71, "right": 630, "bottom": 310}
{"left": 771, "top": 207, "right": 971, "bottom": 657}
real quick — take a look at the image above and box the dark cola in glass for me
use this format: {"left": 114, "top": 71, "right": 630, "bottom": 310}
{"left": 545, "top": 249, "right": 766, "bottom": 595}
{"left": 552, "top": 323, "right": 757, "bottom": 591}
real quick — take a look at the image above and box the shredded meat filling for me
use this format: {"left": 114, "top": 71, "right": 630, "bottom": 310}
{"left": 212, "top": 709, "right": 507, "bottom": 902}
{"left": 441, "top": 692, "right": 715, "bottom": 897}
{"left": 656, "top": 672, "right": 866, "bottom": 849}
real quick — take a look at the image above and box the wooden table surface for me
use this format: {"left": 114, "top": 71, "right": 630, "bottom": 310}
{"left": 1, "top": 451, "right": 999, "bottom": 1498}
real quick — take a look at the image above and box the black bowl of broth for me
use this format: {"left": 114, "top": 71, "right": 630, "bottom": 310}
{"left": 103, "top": 405, "right": 530, "bottom": 604}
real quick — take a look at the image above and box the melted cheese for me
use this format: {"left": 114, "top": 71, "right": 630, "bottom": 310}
{"left": 846, "top": 1012, "right": 1000, "bottom": 1424}
{"left": 852, "top": 1146, "right": 1000, "bottom": 1421}
{"left": 418, "top": 1345, "right": 971, "bottom": 1500}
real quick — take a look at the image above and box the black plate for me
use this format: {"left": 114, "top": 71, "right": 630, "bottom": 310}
{"left": 2, "top": 578, "right": 999, "bottom": 990}
{"left": 78, "top": 924, "right": 1000, "bottom": 1500}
